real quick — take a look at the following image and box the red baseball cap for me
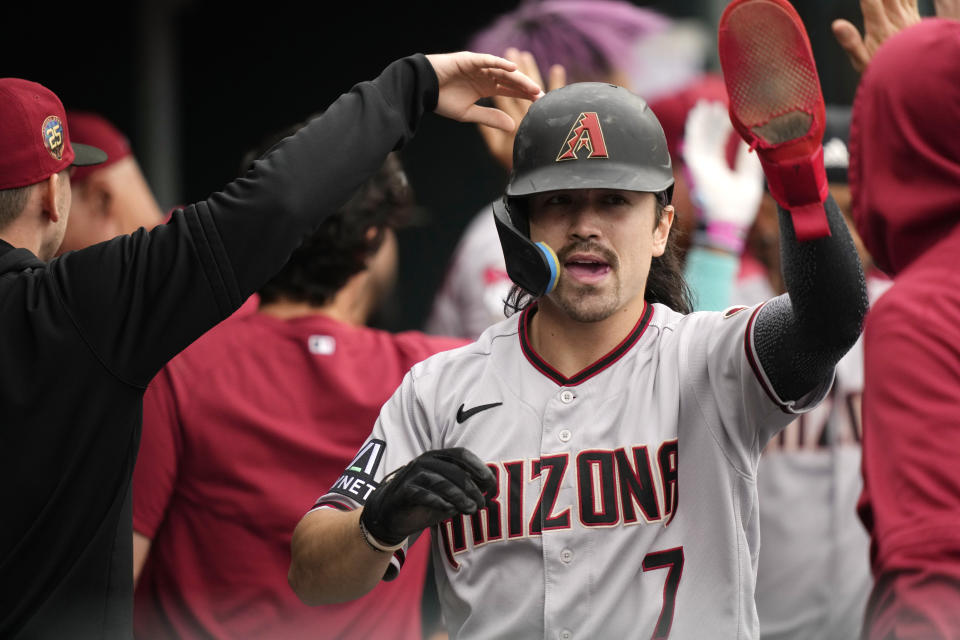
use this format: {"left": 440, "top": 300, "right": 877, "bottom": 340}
{"left": 0, "top": 78, "right": 106, "bottom": 190}
{"left": 66, "top": 111, "right": 132, "bottom": 183}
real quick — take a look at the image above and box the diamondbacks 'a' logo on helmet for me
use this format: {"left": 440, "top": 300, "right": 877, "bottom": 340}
{"left": 42, "top": 116, "right": 65, "bottom": 161}
{"left": 556, "top": 112, "right": 608, "bottom": 161}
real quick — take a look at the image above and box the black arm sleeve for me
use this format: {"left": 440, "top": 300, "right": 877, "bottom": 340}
{"left": 753, "top": 195, "right": 869, "bottom": 402}
{"left": 51, "top": 54, "right": 439, "bottom": 387}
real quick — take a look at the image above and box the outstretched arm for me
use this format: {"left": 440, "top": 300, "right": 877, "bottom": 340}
{"left": 718, "top": 0, "right": 868, "bottom": 404}
{"left": 57, "top": 52, "right": 541, "bottom": 387}
{"left": 753, "top": 197, "right": 867, "bottom": 402}
{"left": 216, "top": 50, "right": 542, "bottom": 303}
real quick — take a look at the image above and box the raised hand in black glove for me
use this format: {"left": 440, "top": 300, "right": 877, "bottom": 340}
{"left": 360, "top": 447, "right": 497, "bottom": 548}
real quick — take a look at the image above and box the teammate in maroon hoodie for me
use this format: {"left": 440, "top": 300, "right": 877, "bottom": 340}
{"left": 849, "top": 18, "right": 960, "bottom": 639}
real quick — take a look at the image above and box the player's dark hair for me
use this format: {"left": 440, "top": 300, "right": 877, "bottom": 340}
{"left": 243, "top": 119, "right": 414, "bottom": 307}
{"left": 504, "top": 200, "right": 693, "bottom": 316}
{"left": 644, "top": 212, "right": 693, "bottom": 314}
{"left": 0, "top": 184, "right": 32, "bottom": 230}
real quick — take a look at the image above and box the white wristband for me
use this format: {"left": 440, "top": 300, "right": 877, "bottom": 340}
{"left": 359, "top": 518, "right": 407, "bottom": 553}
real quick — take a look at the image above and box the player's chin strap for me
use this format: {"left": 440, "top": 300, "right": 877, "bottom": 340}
{"left": 492, "top": 198, "right": 560, "bottom": 298}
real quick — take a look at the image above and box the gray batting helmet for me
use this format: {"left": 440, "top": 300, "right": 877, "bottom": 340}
{"left": 493, "top": 82, "right": 675, "bottom": 297}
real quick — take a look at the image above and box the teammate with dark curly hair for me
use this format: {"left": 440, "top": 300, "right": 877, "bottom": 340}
{"left": 132, "top": 145, "right": 467, "bottom": 639}
{"left": 258, "top": 150, "right": 415, "bottom": 309}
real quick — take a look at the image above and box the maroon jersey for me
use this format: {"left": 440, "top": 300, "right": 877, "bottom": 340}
{"left": 850, "top": 19, "right": 960, "bottom": 638}
{"left": 133, "top": 311, "right": 465, "bottom": 639}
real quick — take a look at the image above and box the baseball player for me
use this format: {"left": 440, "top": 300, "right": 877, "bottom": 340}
{"left": 427, "top": 1, "right": 673, "bottom": 340}
{"left": 289, "top": 1, "right": 867, "bottom": 637}
{"left": 131, "top": 151, "right": 466, "bottom": 640}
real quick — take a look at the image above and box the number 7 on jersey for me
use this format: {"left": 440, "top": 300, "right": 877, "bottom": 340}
{"left": 642, "top": 546, "right": 684, "bottom": 639}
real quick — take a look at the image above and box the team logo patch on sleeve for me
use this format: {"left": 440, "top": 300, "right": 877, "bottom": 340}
{"left": 722, "top": 305, "right": 748, "bottom": 319}
{"left": 328, "top": 439, "right": 386, "bottom": 504}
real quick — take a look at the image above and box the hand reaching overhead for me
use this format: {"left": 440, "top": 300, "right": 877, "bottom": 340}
{"left": 476, "top": 48, "right": 567, "bottom": 170}
{"left": 426, "top": 51, "right": 544, "bottom": 133}
{"left": 832, "top": 0, "right": 921, "bottom": 72}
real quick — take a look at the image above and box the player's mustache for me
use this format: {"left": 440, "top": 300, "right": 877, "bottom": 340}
{"left": 557, "top": 242, "right": 619, "bottom": 269}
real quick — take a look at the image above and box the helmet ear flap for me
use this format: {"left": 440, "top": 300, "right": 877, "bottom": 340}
{"left": 492, "top": 198, "right": 560, "bottom": 298}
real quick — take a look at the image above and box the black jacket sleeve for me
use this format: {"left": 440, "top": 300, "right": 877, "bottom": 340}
{"left": 49, "top": 54, "right": 439, "bottom": 387}
{"left": 753, "top": 195, "right": 869, "bottom": 401}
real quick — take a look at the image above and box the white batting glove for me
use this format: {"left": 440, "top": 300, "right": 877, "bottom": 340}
{"left": 682, "top": 99, "right": 764, "bottom": 254}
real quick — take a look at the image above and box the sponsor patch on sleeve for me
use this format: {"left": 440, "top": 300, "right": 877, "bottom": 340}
{"left": 327, "top": 439, "right": 386, "bottom": 504}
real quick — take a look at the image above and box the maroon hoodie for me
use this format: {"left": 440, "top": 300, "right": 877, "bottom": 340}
{"left": 850, "top": 19, "right": 960, "bottom": 639}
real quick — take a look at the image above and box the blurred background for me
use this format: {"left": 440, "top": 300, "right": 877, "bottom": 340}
{"left": 1, "top": 0, "right": 930, "bottom": 330}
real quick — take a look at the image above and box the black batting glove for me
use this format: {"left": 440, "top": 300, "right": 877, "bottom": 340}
{"left": 360, "top": 447, "right": 497, "bottom": 546}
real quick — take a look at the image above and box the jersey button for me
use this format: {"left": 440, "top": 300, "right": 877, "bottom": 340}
{"left": 559, "top": 389, "right": 575, "bottom": 404}
{"left": 558, "top": 429, "right": 572, "bottom": 443}
{"left": 560, "top": 548, "right": 573, "bottom": 564}
{"left": 560, "top": 630, "right": 573, "bottom": 640}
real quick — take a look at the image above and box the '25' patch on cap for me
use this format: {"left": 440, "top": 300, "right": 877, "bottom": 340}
{"left": 42, "top": 116, "right": 65, "bottom": 161}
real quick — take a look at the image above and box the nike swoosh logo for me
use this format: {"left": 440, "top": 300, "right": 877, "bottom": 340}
{"left": 456, "top": 402, "right": 503, "bottom": 424}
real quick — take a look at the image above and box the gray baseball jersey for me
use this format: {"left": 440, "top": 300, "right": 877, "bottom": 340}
{"left": 315, "top": 301, "right": 833, "bottom": 639}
